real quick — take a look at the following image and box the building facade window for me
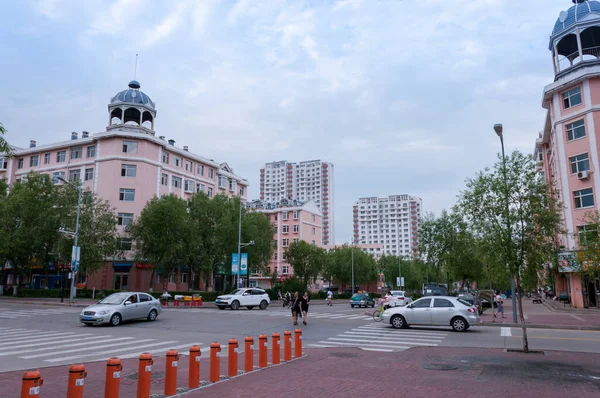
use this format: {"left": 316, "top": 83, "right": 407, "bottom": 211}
{"left": 207, "top": 187, "right": 213, "bottom": 198}
{"left": 30, "top": 155, "right": 39, "bottom": 167}
{"left": 570, "top": 153, "right": 590, "bottom": 174}
{"left": 172, "top": 176, "right": 182, "bottom": 188}
{"left": 117, "top": 213, "right": 134, "bottom": 226}
{"left": 85, "top": 168, "right": 94, "bottom": 181}
{"left": 229, "top": 179, "right": 237, "bottom": 192}
{"left": 17, "top": 158, "right": 24, "bottom": 169}
{"left": 293, "top": 238, "right": 299, "bottom": 243}
{"left": 239, "top": 186, "right": 244, "bottom": 196}
{"left": 57, "top": 151, "right": 66, "bottom": 162}
{"left": 0, "top": 157, "right": 7, "bottom": 170}
{"left": 578, "top": 225, "right": 597, "bottom": 244}
{"left": 162, "top": 152, "right": 169, "bottom": 164}
{"left": 69, "top": 169, "right": 81, "bottom": 182}
{"left": 282, "top": 211, "right": 289, "bottom": 220}
{"left": 185, "top": 179, "right": 194, "bottom": 192}
{"left": 52, "top": 171, "right": 65, "bottom": 184}
{"left": 282, "top": 238, "right": 289, "bottom": 247}
{"left": 566, "top": 119, "right": 586, "bottom": 141}
{"left": 123, "top": 141, "right": 138, "bottom": 153}
{"left": 71, "top": 147, "right": 83, "bottom": 160}
{"left": 208, "top": 168, "right": 214, "bottom": 179}
{"left": 174, "top": 156, "right": 182, "bottom": 167}
{"left": 185, "top": 161, "right": 192, "bottom": 172}
{"left": 574, "top": 188, "right": 594, "bottom": 209}
{"left": 293, "top": 224, "right": 299, "bottom": 233}
{"left": 196, "top": 183, "right": 205, "bottom": 193}
{"left": 121, "top": 164, "right": 137, "bottom": 177}
{"left": 161, "top": 173, "right": 168, "bottom": 185}
{"left": 312, "top": 227, "right": 316, "bottom": 235}
{"left": 197, "top": 165, "right": 204, "bottom": 175}
{"left": 563, "top": 87, "right": 582, "bottom": 109}
{"left": 44, "top": 153, "right": 51, "bottom": 164}
{"left": 119, "top": 188, "right": 135, "bottom": 201}
{"left": 312, "top": 214, "right": 316, "bottom": 222}
{"left": 218, "top": 176, "right": 227, "bottom": 188}
{"left": 282, "top": 225, "right": 289, "bottom": 233}
{"left": 87, "top": 146, "right": 96, "bottom": 158}
{"left": 293, "top": 210, "right": 299, "bottom": 219}
{"left": 118, "top": 238, "right": 133, "bottom": 251}
{"left": 282, "top": 265, "right": 290, "bottom": 274}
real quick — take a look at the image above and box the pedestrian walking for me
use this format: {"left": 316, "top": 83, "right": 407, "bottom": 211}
{"left": 326, "top": 289, "right": 333, "bottom": 306}
{"left": 301, "top": 291, "right": 310, "bottom": 325}
{"left": 289, "top": 291, "right": 301, "bottom": 325}
{"left": 495, "top": 291, "right": 505, "bottom": 319}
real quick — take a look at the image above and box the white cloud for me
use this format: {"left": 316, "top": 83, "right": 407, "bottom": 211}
{"left": 86, "top": 0, "right": 143, "bottom": 37}
{"left": 33, "top": 0, "right": 64, "bottom": 19}
{"left": 143, "top": 3, "right": 187, "bottom": 47}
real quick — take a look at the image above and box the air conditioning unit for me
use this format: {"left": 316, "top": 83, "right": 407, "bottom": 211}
{"left": 577, "top": 170, "right": 590, "bottom": 180}
{"left": 124, "top": 225, "right": 131, "bottom": 232}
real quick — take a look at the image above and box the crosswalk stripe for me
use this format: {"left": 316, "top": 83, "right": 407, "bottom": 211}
{"left": 345, "top": 331, "right": 443, "bottom": 341}
{"left": 46, "top": 340, "right": 181, "bottom": 363}
{"left": 329, "top": 337, "right": 438, "bottom": 346}
{"left": 355, "top": 326, "right": 448, "bottom": 336}
{"left": 0, "top": 335, "right": 106, "bottom": 351}
{"left": 360, "top": 347, "right": 394, "bottom": 352}
{"left": 2, "top": 336, "right": 133, "bottom": 357}
{"left": 316, "top": 340, "right": 412, "bottom": 350}
{"left": 0, "top": 329, "right": 40, "bottom": 336}
{"left": 112, "top": 343, "right": 204, "bottom": 360}
{"left": 20, "top": 337, "right": 142, "bottom": 359}
{"left": 0, "top": 332, "right": 80, "bottom": 345}
{"left": 347, "top": 315, "right": 369, "bottom": 319}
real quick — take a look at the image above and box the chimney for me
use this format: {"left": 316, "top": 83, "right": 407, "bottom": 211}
{"left": 159, "top": 136, "right": 165, "bottom": 140}
{"left": 30, "top": 140, "right": 36, "bottom": 148}
{"left": 168, "top": 139, "right": 175, "bottom": 146}
{"left": 82, "top": 131, "right": 89, "bottom": 138}
{"left": 71, "top": 132, "right": 78, "bottom": 140}
{"left": 183, "top": 146, "right": 189, "bottom": 151}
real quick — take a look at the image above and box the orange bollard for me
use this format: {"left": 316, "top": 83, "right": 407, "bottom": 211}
{"left": 258, "top": 334, "right": 268, "bottom": 368}
{"left": 67, "top": 364, "right": 86, "bottom": 398}
{"left": 228, "top": 339, "right": 239, "bottom": 378}
{"left": 283, "top": 331, "right": 292, "bottom": 361}
{"left": 209, "top": 342, "right": 221, "bottom": 383}
{"left": 189, "top": 346, "right": 201, "bottom": 389}
{"left": 21, "top": 370, "right": 43, "bottom": 398}
{"left": 104, "top": 358, "right": 122, "bottom": 398}
{"left": 137, "top": 353, "right": 153, "bottom": 398}
{"left": 294, "top": 328, "right": 303, "bottom": 358}
{"left": 164, "top": 349, "right": 179, "bottom": 396}
{"left": 271, "top": 333, "right": 281, "bottom": 365}
{"left": 244, "top": 336, "right": 254, "bottom": 372}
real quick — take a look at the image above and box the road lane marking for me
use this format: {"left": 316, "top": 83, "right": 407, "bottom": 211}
{"left": 329, "top": 337, "right": 438, "bottom": 346}
{"left": 570, "top": 315, "right": 586, "bottom": 322}
{"left": 501, "top": 327, "right": 512, "bottom": 337}
{"left": 20, "top": 337, "right": 142, "bottom": 359}
{"left": 510, "top": 335, "right": 600, "bottom": 342}
{"left": 46, "top": 340, "right": 181, "bottom": 363}
{"left": 0, "top": 335, "right": 107, "bottom": 351}
{"left": 0, "top": 332, "right": 82, "bottom": 346}
{"left": 1, "top": 337, "right": 134, "bottom": 356}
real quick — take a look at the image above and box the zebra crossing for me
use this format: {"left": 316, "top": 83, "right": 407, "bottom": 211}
{"left": 0, "top": 307, "right": 78, "bottom": 319}
{"left": 168, "top": 307, "right": 373, "bottom": 321}
{"left": 306, "top": 323, "right": 449, "bottom": 352}
{"left": 0, "top": 327, "right": 207, "bottom": 368}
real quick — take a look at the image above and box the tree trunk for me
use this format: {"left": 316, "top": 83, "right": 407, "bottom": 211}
{"left": 515, "top": 271, "right": 529, "bottom": 353}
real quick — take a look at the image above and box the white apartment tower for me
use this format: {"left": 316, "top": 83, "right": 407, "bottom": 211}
{"left": 260, "top": 159, "right": 334, "bottom": 245}
{"left": 353, "top": 194, "right": 422, "bottom": 257}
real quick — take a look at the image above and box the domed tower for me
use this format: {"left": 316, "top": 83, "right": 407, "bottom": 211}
{"left": 107, "top": 80, "right": 156, "bottom": 133}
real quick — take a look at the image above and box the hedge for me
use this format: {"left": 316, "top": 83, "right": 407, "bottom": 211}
{"left": 5, "top": 288, "right": 222, "bottom": 302}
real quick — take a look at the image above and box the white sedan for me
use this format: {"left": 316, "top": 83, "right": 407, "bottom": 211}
{"left": 215, "top": 288, "right": 271, "bottom": 310}
{"left": 389, "top": 290, "right": 413, "bottom": 307}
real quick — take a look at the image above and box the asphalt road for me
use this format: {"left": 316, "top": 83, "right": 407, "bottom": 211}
{"left": 1, "top": 302, "right": 599, "bottom": 373}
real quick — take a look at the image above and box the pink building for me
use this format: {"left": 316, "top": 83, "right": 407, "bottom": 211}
{"left": 245, "top": 199, "right": 323, "bottom": 289}
{"left": 0, "top": 80, "right": 248, "bottom": 292}
{"left": 535, "top": 0, "right": 600, "bottom": 308}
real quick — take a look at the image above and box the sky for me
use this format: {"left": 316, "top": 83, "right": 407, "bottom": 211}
{"left": 0, "top": 0, "right": 573, "bottom": 244}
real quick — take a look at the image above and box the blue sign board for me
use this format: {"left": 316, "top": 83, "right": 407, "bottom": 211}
{"left": 231, "top": 253, "right": 248, "bottom": 276}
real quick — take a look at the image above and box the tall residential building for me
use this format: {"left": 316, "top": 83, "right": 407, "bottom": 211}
{"left": 353, "top": 195, "right": 422, "bottom": 257}
{"left": 0, "top": 80, "right": 248, "bottom": 293}
{"left": 259, "top": 159, "right": 334, "bottom": 245}
{"left": 245, "top": 199, "right": 323, "bottom": 288}
{"left": 533, "top": 0, "right": 600, "bottom": 308}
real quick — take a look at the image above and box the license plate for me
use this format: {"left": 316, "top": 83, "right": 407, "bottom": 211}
{"left": 215, "top": 300, "right": 221, "bottom": 303}
{"left": 83, "top": 316, "right": 92, "bottom": 321}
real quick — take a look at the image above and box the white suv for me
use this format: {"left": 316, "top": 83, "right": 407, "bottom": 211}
{"left": 215, "top": 288, "right": 271, "bottom": 310}
{"left": 389, "top": 291, "right": 413, "bottom": 307}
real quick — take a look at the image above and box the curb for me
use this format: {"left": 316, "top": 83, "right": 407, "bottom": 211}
{"left": 480, "top": 322, "right": 600, "bottom": 331}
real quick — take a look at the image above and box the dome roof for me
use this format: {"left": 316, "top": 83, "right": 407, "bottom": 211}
{"left": 552, "top": 0, "right": 600, "bottom": 36}
{"left": 111, "top": 80, "right": 155, "bottom": 109}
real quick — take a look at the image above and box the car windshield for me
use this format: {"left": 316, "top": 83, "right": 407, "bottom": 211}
{"left": 351, "top": 294, "right": 364, "bottom": 299}
{"left": 229, "top": 289, "right": 244, "bottom": 295}
{"left": 391, "top": 291, "right": 404, "bottom": 296}
{"left": 99, "top": 293, "right": 129, "bottom": 305}
{"left": 457, "top": 298, "right": 474, "bottom": 307}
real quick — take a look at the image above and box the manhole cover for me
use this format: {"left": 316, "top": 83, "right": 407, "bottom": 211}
{"left": 329, "top": 352, "right": 359, "bottom": 358}
{"left": 420, "top": 363, "right": 458, "bottom": 371}
{"left": 125, "top": 371, "right": 165, "bottom": 380}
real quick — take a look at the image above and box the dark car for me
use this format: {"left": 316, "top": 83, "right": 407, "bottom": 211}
{"left": 349, "top": 293, "right": 375, "bottom": 308}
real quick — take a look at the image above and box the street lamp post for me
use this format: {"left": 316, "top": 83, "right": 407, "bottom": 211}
{"left": 351, "top": 244, "right": 355, "bottom": 295}
{"left": 493, "top": 123, "right": 518, "bottom": 324}
{"left": 236, "top": 202, "right": 254, "bottom": 288}
{"left": 398, "top": 255, "right": 402, "bottom": 289}
{"left": 58, "top": 176, "right": 82, "bottom": 304}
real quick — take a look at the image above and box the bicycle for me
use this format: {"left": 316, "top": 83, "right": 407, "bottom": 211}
{"left": 372, "top": 299, "right": 389, "bottom": 322}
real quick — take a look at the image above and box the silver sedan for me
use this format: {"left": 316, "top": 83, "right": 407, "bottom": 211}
{"left": 381, "top": 296, "right": 481, "bottom": 332}
{"left": 79, "top": 292, "right": 162, "bottom": 326}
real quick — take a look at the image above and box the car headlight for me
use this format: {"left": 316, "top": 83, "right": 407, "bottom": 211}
{"left": 221, "top": 297, "right": 231, "bottom": 300}
{"left": 97, "top": 310, "right": 108, "bottom": 315}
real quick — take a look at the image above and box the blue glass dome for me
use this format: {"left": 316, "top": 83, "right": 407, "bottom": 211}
{"left": 552, "top": 1, "right": 600, "bottom": 36}
{"left": 111, "top": 81, "right": 155, "bottom": 109}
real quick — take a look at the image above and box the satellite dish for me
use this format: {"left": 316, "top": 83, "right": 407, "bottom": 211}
{"left": 559, "top": 10, "right": 567, "bottom": 23}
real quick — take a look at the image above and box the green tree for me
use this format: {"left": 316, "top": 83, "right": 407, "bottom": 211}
{"left": 285, "top": 241, "right": 326, "bottom": 287}
{"left": 130, "top": 194, "right": 191, "bottom": 288}
{"left": 242, "top": 211, "right": 275, "bottom": 277}
{"left": 457, "top": 150, "right": 563, "bottom": 352}
{"left": 0, "top": 122, "right": 11, "bottom": 155}
{"left": 324, "top": 246, "right": 378, "bottom": 292}
{"left": 379, "top": 255, "right": 423, "bottom": 291}
{"left": 418, "top": 210, "right": 456, "bottom": 284}
{"left": 568, "top": 210, "right": 600, "bottom": 281}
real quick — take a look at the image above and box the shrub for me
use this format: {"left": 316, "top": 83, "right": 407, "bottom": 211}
{"left": 409, "top": 292, "right": 422, "bottom": 301}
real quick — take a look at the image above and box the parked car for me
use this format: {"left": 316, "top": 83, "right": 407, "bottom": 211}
{"left": 215, "top": 288, "right": 270, "bottom": 310}
{"left": 381, "top": 296, "right": 481, "bottom": 332}
{"left": 349, "top": 292, "right": 375, "bottom": 308}
{"left": 80, "top": 292, "right": 162, "bottom": 326}
{"left": 389, "top": 290, "right": 413, "bottom": 307}
{"left": 457, "top": 293, "right": 483, "bottom": 315}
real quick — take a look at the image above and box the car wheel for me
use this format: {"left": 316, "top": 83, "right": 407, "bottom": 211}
{"left": 231, "top": 300, "right": 240, "bottom": 310}
{"left": 451, "top": 317, "right": 468, "bottom": 332}
{"left": 351, "top": 304, "right": 355, "bottom": 308}
{"left": 371, "top": 303, "right": 375, "bottom": 308}
{"left": 147, "top": 309, "right": 158, "bottom": 322}
{"left": 259, "top": 300, "right": 268, "bottom": 310}
{"left": 246, "top": 306, "right": 255, "bottom": 310}
{"left": 391, "top": 315, "right": 407, "bottom": 329}
{"left": 110, "top": 313, "right": 122, "bottom": 327}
